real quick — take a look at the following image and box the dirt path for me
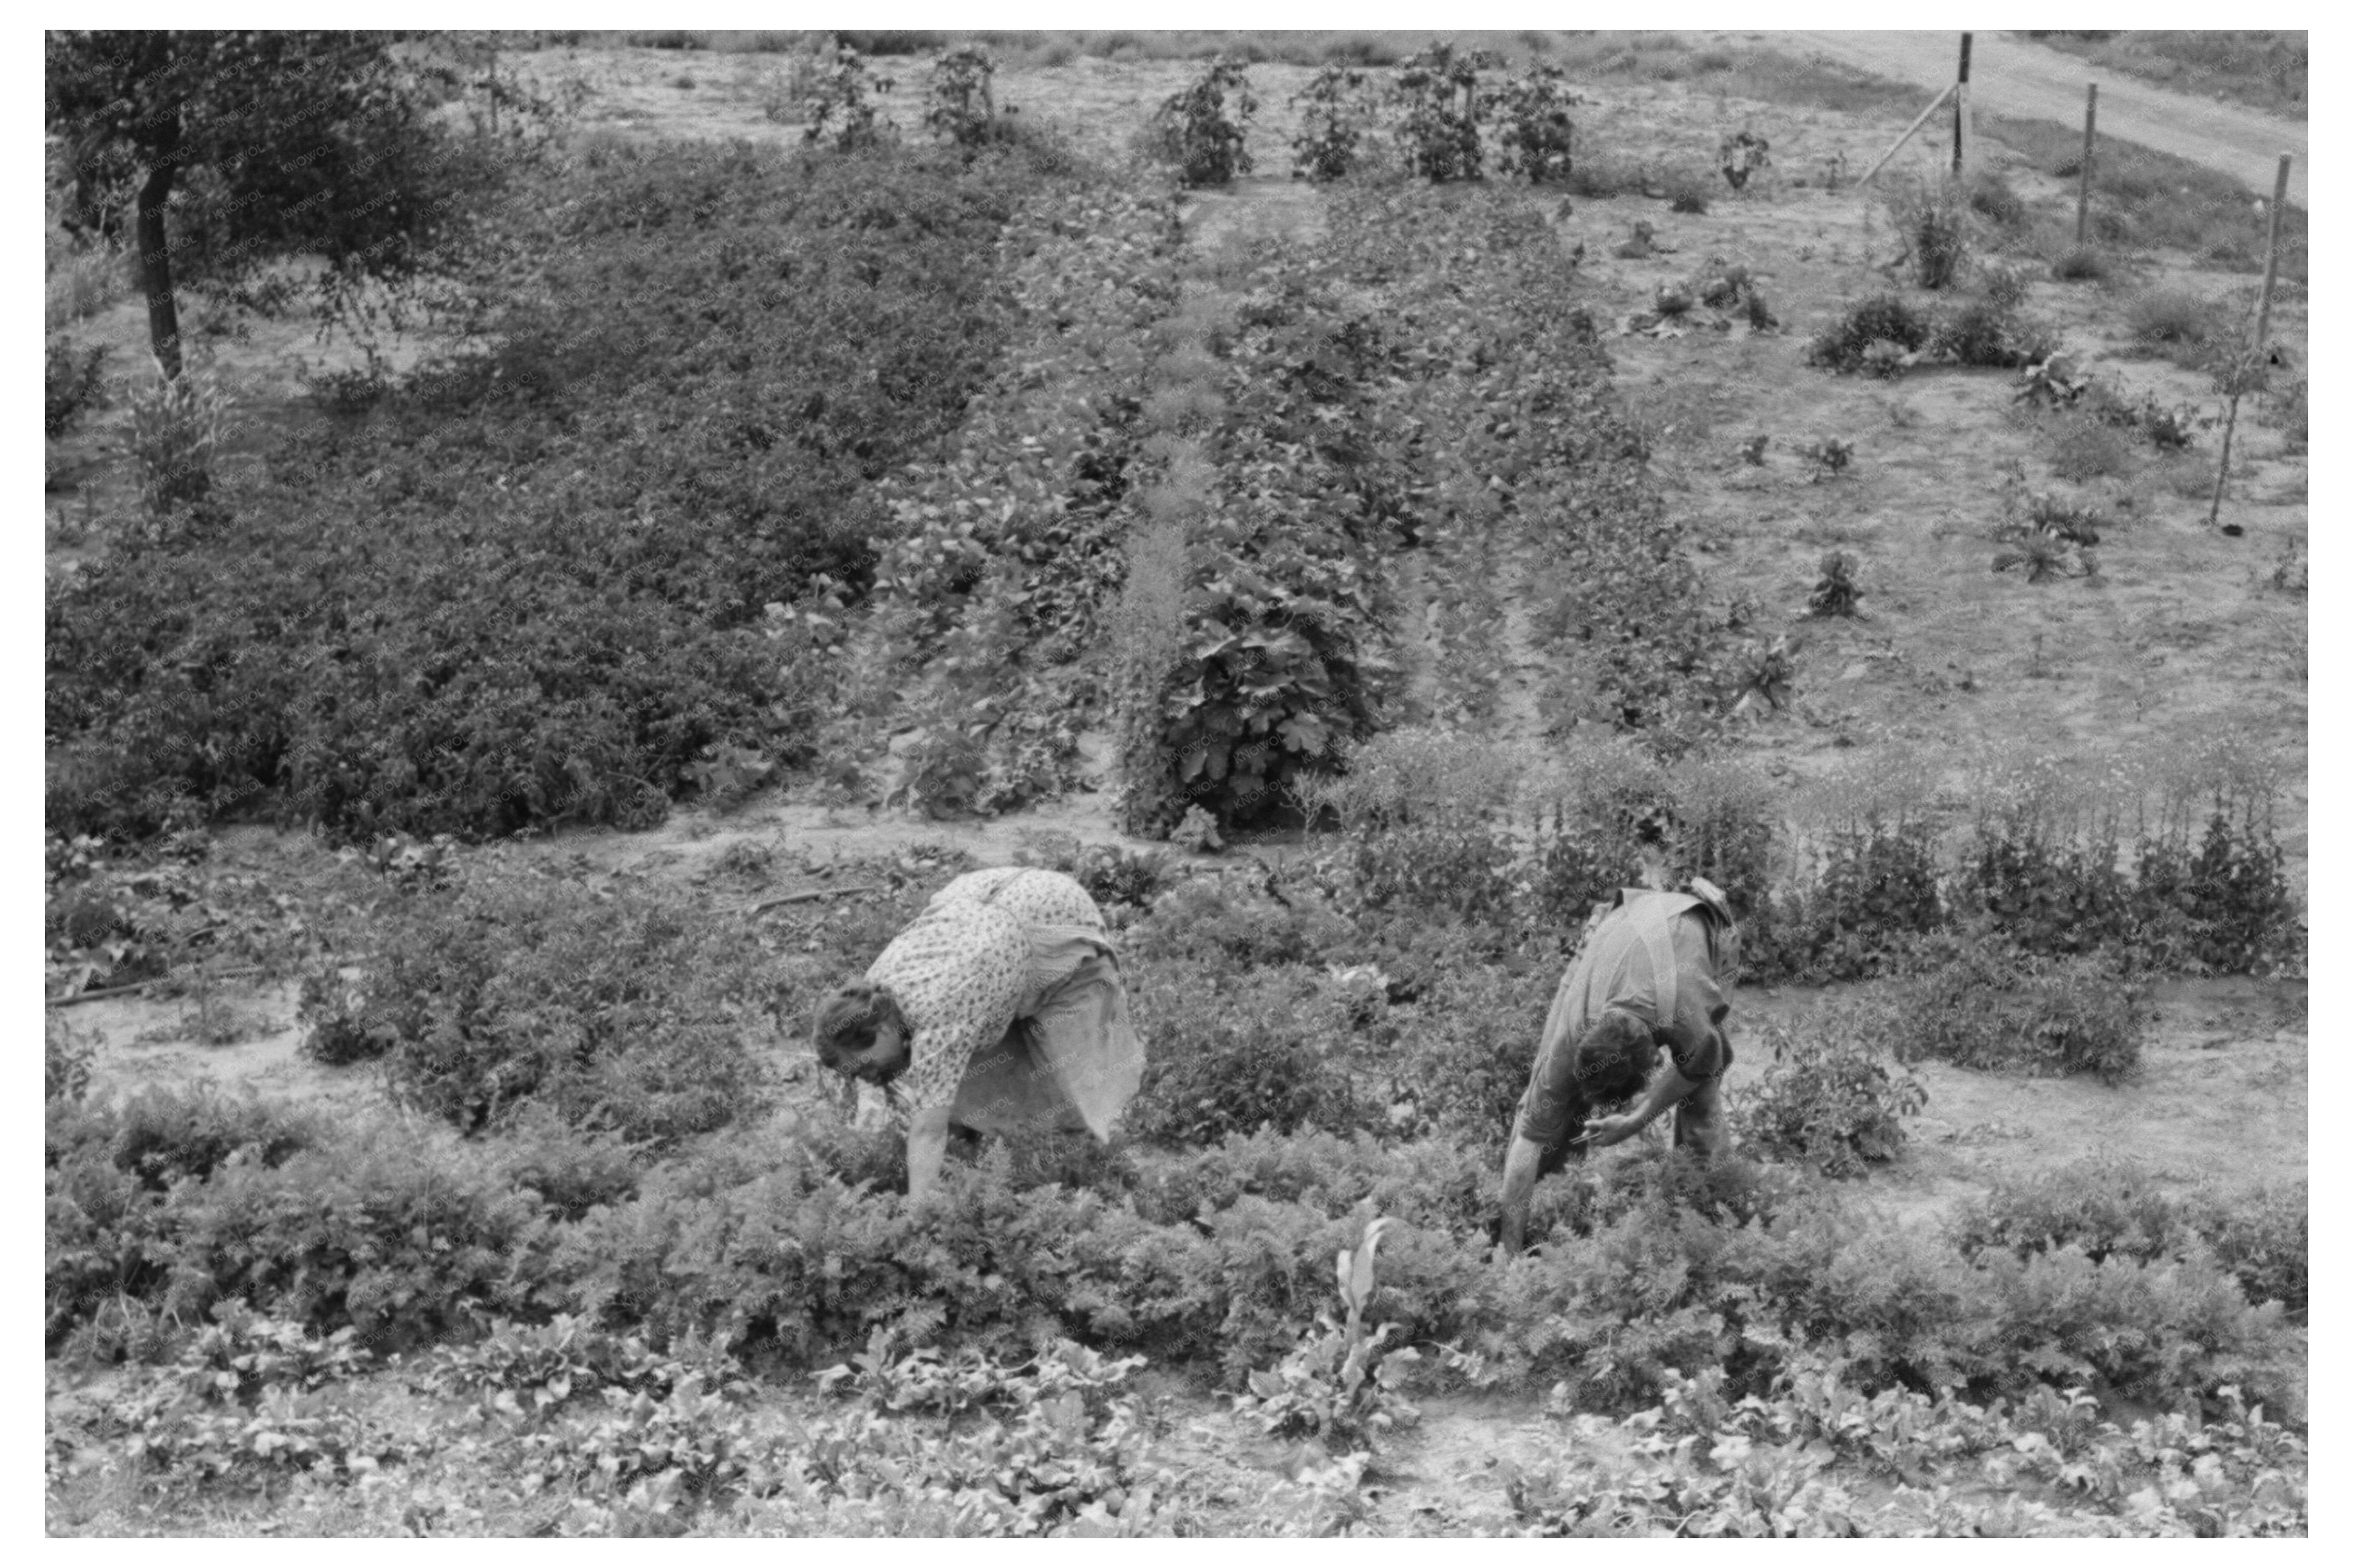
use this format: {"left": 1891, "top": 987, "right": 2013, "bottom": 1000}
{"left": 1780, "top": 30, "right": 2308, "bottom": 206}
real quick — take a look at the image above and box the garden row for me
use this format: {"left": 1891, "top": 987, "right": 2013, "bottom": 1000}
{"left": 46, "top": 138, "right": 1066, "bottom": 845}
{"left": 47, "top": 1287, "right": 2304, "bottom": 1536}
{"left": 47, "top": 1060, "right": 2303, "bottom": 1419}
{"left": 49, "top": 845, "right": 2306, "bottom": 1400}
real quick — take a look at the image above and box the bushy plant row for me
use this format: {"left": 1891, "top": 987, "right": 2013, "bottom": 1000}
{"left": 296, "top": 856, "right": 926, "bottom": 1144}
{"left": 1319, "top": 183, "right": 1743, "bottom": 748}
{"left": 47, "top": 1079, "right": 2303, "bottom": 1429}
{"left": 46, "top": 141, "right": 1048, "bottom": 844}
{"left": 1108, "top": 238, "right": 1414, "bottom": 831}
{"left": 51, "top": 1299, "right": 2304, "bottom": 1535}
{"left": 855, "top": 180, "right": 1186, "bottom": 817}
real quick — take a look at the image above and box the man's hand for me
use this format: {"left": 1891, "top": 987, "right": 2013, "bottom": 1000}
{"left": 1578, "top": 1112, "right": 1644, "bottom": 1149}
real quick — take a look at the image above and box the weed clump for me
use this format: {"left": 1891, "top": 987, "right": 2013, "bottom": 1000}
{"left": 1883, "top": 174, "right": 1971, "bottom": 288}
{"left": 2050, "top": 244, "right": 2111, "bottom": 282}
{"left": 1806, "top": 293, "right": 1932, "bottom": 373}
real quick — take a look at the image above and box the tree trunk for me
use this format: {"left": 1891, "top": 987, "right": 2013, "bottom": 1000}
{"left": 135, "top": 157, "right": 181, "bottom": 379}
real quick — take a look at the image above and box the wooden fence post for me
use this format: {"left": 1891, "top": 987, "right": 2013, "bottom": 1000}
{"left": 2207, "top": 153, "right": 2296, "bottom": 535}
{"left": 2075, "top": 83, "right": 2097, "bottom": 245}
{"left": 1952, "top": 32, "right": 1972, "bottom": 175}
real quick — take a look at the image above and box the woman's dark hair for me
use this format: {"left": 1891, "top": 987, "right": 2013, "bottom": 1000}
{"left": 811, "top": 983, "right": 906, "bottom": 1074}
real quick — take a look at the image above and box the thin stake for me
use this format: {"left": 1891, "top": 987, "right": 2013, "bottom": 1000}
{"left": 1859, "top": 81, "right": 1956, "bottom": 187}
{"left": 2207, "top": 153, "right": 2294, "bottom": 536}
{"left": 2075, "top": 83, "right": 2097, "bottom": 245}
{"left": 1952, "top": 32, "right": 1972, "bottom": 175}
{"left": 2252, "top": 152, "right": 2292, "bottom": 351}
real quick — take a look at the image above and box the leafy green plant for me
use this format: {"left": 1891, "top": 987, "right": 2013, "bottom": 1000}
{"left": 1930, "top": 298, "right": 2054, "bottom": 368}
{"left": 1125, "top": 965, "right": 1374, "bottom": 1145}
{"left": 45, "top": 332, "right": 109, "bottom": 438}
{"left": 2125, "top": 285, "right": 2224, "bottom": 364}
{"left": 124, "top": 352, "right": 227, "bottom": 525}
{"left": 802, "top": 44, "right": 895, "bottom": 150}
{"left": 1806, "top": 551, "right": 1861, "bottom": 617}
{"left": 1883, "top": 174, "right": 1970, "bottom": 288}
{"left": 1235, "top": 1216, "right": 1422, "bottom": 1450}
{"left": 793, "top": 1337, "right": 1171, "bottom": 1536}
{"left": 1390, "top": 42, "right": 1497, "bottom": 182}
{"left": 47, "top": 1015, "right": 95, "bottom": 1103}
{"left": 300, "top": 870, "right": 782, "bottom": 1144}
{"left": 1491, "top": 64, "right": 1579, "bottom": 183}
{"left": 1801, "top": 437, "right": 1854, "bottom": 480}
{"left": 1900, "top": 936, "right": 2150, "bottom": 1083}
{"left": 1718, "top": 129, "right": 1771, "bottom": 190}
{"left": 1143, "top": 56, "right": 1257, "bottom": 187}
{"left": 1806, "top": 294, "right": 1931, "bottom": 373}
{"left": 1288, "top": 64, "right": 1377, "bottom": 182}
{"left": 923, "top": 44, "right": 998, "bottom": 148}
{"left": 1738, "top": 1004, "right": 1927, "bottom": 1177}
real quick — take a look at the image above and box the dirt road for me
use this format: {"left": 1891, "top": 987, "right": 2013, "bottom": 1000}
{"left": 1783, "top": 30, "right": 2307, "bottom": 206}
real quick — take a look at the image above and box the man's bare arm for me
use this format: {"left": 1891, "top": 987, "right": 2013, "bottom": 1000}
{"left": 1498, "top": 1134, "right": 1549, "bottom": 1258}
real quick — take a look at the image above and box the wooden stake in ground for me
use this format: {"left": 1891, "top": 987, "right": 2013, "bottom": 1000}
{"left": 2207, "top": 152, "right": 2295, "bottom": 536}
{"left": 2076, "top": 83, "right": 2097, "bottom": 245}
{"left": 1952, "top": 32, "right": 1972, "bottom": 176}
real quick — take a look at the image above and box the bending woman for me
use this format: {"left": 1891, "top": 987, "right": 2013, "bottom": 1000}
{"left": 809, "top": 867, "right": 1146, "bottom": 1204}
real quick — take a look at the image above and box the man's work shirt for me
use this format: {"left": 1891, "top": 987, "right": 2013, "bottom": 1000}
{"left": 1518, "top": 888, "right": 1735, "bottom": 1149}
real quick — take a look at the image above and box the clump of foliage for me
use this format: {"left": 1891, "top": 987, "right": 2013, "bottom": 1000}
{"left": 1806, "top": 293, "right": 1932, "bottom": 373}
{"left": 123, "top": 353, "right": 227, "bottom": 524}
{"left": 1490, "top": 64, "right": 1579, "bottom": 184}
{"left": 803, "top": 44, "right": 896, "bottom": 150}
{"left": 1737, "top": 1003, "right": 1927, "bottom": 1177}
{"left": 1806, "top": 551, "right": 1861, "bottom": 617}
{"left": 1801, "top": 437, "right": 1855, "bottom": 479}
{"left": 298, "top": 867, "right": 785, "bottom": 1144}
{"left": 1883, "top": 173, "right": 1971, "bottom": 288}
{"left": 923, "top": 44, "right": 999, "bottom": 150}
{"left": 45, "top": 333, "right": 108, "bottom": 438}
{"left": 1718, "top": 129, "right": 1770, "bottom": 190}
{"left": 1143, "top": 56, "right": 1257, "bottom": 187}
{"left": 1288, "top": 64, "right": 1378, "bottom": 182}
{"left": 1899, "top": 935, "right": 2150, "bottom": 1083}
{"left": 1963, "top": 171, "right": 2027, "bottom": 230}
{"left": 792, "top": 1337, "right": 1172, "bottom": 1535}
{"left": 2051, "top": 244, "right": 2110, "bottom": 282}
{"left": 1930, "top": 298, "right": 2055, "bottom": 369}
{"left": 1389, "top": 42, "right": 1496, "bottom": 182}
{"left": 1235, "top": 1218, "right": 1421, "bottom": 1451}
{"left": 2125, "top": 285, "right": 2224, "bottom": 363}
{"left": 1124, "top": 965, "right": 1375, "bottom": 1145}
{"left": 1955, "top": 1159, "right": 2307, "bottom": 1323}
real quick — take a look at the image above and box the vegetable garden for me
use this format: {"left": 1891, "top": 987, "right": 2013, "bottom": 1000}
{"left": 46, "top": 31, "right": 2306, "bottom": 1537}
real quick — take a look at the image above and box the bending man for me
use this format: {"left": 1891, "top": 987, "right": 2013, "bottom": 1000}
{"left": 810, "top": 867, "right": 1146, "bottom": 1205}
{"left": 1498, "top": 879, "right": 1740, "bottom": 1256}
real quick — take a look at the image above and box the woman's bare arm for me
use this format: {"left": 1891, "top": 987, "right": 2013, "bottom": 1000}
{"left": 904, "top": 1103, "right": 954, "bottom": 1207}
